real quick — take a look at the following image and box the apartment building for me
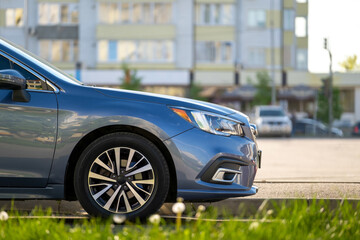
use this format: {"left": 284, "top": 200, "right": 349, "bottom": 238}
{"left": 0, "top": 0, "right": 359, "bottom": 121}
{"left": 0, "top": 0, "right": 308, "bottom": 82}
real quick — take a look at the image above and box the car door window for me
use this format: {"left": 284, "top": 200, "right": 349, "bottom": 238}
{"left": 0, "top": 53, "right": 50, "bottom": 91}
{"left": 0, "top": 54, "right": 11, "bottom": 69}
{"left": 0, "top": 51, "right": 57, "bottom": 188}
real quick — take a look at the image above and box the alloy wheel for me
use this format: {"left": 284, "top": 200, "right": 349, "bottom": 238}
{"left": 88, "top": 147, "right": 155, "bottom": 213}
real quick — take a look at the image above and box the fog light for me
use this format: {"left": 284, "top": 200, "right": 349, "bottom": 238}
{"left": 212, "top": 168, "right": 242, "bottom": 183}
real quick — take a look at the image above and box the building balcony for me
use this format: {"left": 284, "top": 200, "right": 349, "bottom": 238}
{"left": 36, "top": 25, "right": 79, "bottom": 39}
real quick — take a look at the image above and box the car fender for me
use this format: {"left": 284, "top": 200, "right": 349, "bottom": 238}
{"left": 48, "top": 87, "right": 192, "bottom": 185}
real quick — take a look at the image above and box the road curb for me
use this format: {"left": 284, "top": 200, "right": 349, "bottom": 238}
{"left": 161, "top": 198, "right": 360, "bottom": 216}
{"left": 0, "top": 200, "right": 84, "bottom": 215}
{"left": 0, "top": 198, "right": 359, "bottom": 217}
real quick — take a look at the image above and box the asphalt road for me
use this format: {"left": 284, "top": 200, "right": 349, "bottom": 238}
{"left": 1, "top": 138, "right": 359, "bottom": 215}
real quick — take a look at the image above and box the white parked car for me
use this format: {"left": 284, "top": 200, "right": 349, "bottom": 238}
{"left": 254, "top": 106, "right": 292, "bottom": 137}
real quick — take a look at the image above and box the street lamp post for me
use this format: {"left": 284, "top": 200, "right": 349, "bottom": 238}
{"left": 24, "top": 0, "right": 29, "bottom": 49}
{"left": 270, "top": 0, "right": 276, "bottom": 105}
{"left": 324, "top": 38, "right": 333, "bottom": 135}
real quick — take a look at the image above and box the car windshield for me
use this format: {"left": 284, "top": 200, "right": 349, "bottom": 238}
{"left": 260, "top": 109, "right": 285, "bottom": 117}
{"left": 0, "top": 38, "right": 83, "bottom": 86}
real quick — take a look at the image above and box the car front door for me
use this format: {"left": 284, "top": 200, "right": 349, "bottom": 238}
{"left": 0, "top": 52, "right": 57, "bottom": 187}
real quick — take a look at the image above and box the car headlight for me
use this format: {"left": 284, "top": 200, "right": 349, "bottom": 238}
{"left": 171, "top": 107, "right": 244, "bottom": 137}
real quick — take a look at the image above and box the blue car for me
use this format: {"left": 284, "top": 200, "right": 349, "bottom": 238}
{"left": 0, "top": 38, "right": 261, "bottom": 219}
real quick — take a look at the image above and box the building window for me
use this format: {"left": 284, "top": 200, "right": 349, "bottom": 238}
{"left": 118, "top": 41, "right": 137, "bottom": 61}
{"left": 98, "top": 3, "right": 119, "bottom": 24}
{"left": 121, "top": 3, "right": 130, "bottom": 23}
{"left": 98, "top": 2, "right": 172, "bottom": 24}
{"left": 195, "top": 4, "right": 234, "bottom": 25}
{"left": 196, "top": 41, "right": 233, "bottom": 63}
{"left": 296, "top": 49, "right": 307, "bottom": 70}
{"left": 222, "top": 5, "right": 234, "bottom": 25}
{"left": 143, "top": 3, "right": 153, "bottom": 24}
{"left": 97, "top": 40, "right": 174, "bottom": 62}
{"left": 133, "top": 3, "right": 142, "bottom": 23}
{"left": 339, "top": 89, "right": 354, "bottom": 112}
{"left": 283, "top": 9, "right": 295, "bottom": 30}
{"left": 248, "top": 48, "right": 265, "bottom": 67}
{"left": 98, "top": 41, "right": 109, "bottom": 62}
{"left": 39, "top": 40, "right": 78, "bottom": 62}
{"left": 108, "top": 41, "right": 118, "bottom": 61}
{"left": 154, "top": 3, "right": 172, "bottom": 24}
{"left": 5, "top": 8, "right": 23, "bottom": 27}
{"left": 295, "top": 17, "right": 307, "bottom": 37}
{"left": 38, "top": 3, "right": 79, "bottom": 25}
{"left": 248, "top": 10, "right": 266, "bottom": 28}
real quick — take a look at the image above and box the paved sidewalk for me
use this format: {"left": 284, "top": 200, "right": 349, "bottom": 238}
{"left": 255, "top": 138, "right": 360, "bottom": 182}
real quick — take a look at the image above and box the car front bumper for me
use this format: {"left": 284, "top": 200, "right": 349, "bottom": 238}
{"left": 165, "top": 126, "right": 260, "bottom": 201}
{"left": 178, "top": 186, "right": 258, "bottom": 201}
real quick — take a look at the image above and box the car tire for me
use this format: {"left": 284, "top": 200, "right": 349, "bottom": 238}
{"left": 74, "top": 132, "right": 170, "bottom": 220}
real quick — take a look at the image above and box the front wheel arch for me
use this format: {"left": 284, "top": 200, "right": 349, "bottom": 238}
{"left": 74, "top": 132, "right": 170, "bottom": 218}
{"left": 64, "top": 125, "right": 177, "bottom": 203}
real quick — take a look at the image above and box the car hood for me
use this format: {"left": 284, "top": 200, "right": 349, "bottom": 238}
{"left": 94, "top": 87, "right": 248, "bottom": 122}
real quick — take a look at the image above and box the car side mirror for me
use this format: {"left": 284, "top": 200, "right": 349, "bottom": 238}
{"left": 0, "top": 69, "right": 30, "bottom": 102}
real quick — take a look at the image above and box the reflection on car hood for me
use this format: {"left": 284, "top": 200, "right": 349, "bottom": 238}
{"left": 94, "top": 87, "right": 249, "bottom": 123}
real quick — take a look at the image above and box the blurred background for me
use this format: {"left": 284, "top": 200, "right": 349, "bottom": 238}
{"left": 0, "top": 0, "right": 359, "bottom": 138}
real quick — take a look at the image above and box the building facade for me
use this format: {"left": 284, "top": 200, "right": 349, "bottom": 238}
{"left": 0, "top": 0, "right": 359, "bottom": 121}
{"left": 0, "top": 0, "right": 308, "bottom": 83}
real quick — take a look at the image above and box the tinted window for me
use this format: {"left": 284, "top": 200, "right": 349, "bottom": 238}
{"left": 0, "top": 54, "right": 11, "bottom": 69}
{"left": 0, "top": 53, "right": 49, "bottom": 90}
{"left": 260, "top": 109, "right": 285, "bottom": 117}
{"left": 1, "top": 38, "right": 82, "bottom": 85}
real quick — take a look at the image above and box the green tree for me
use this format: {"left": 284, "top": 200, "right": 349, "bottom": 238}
{"left": 188, "top": 84, "right": 208, "bottom": 101}
{"left": 317, "top": 87, "right": 342, "bottom": 124}
{"left": 339, "top": 55, "right": 358, "bottom": 71}
{"left": 252, "top": 71, "right": 272, "bottom": 106}
{"left": 120, "top": 63, "right": 142, "bottom": 91}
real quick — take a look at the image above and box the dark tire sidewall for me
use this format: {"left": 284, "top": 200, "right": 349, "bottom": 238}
{"left": 74, "top": 133, "right": 170, "bottom": 220}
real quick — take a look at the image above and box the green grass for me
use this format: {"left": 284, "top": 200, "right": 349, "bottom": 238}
{"left": 0, "top": 200, "right": 359, "bottom": 239}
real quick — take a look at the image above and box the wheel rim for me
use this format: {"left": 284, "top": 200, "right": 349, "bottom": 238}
{"left": 88, "top": 147, "right": 155, "bottom": 213}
